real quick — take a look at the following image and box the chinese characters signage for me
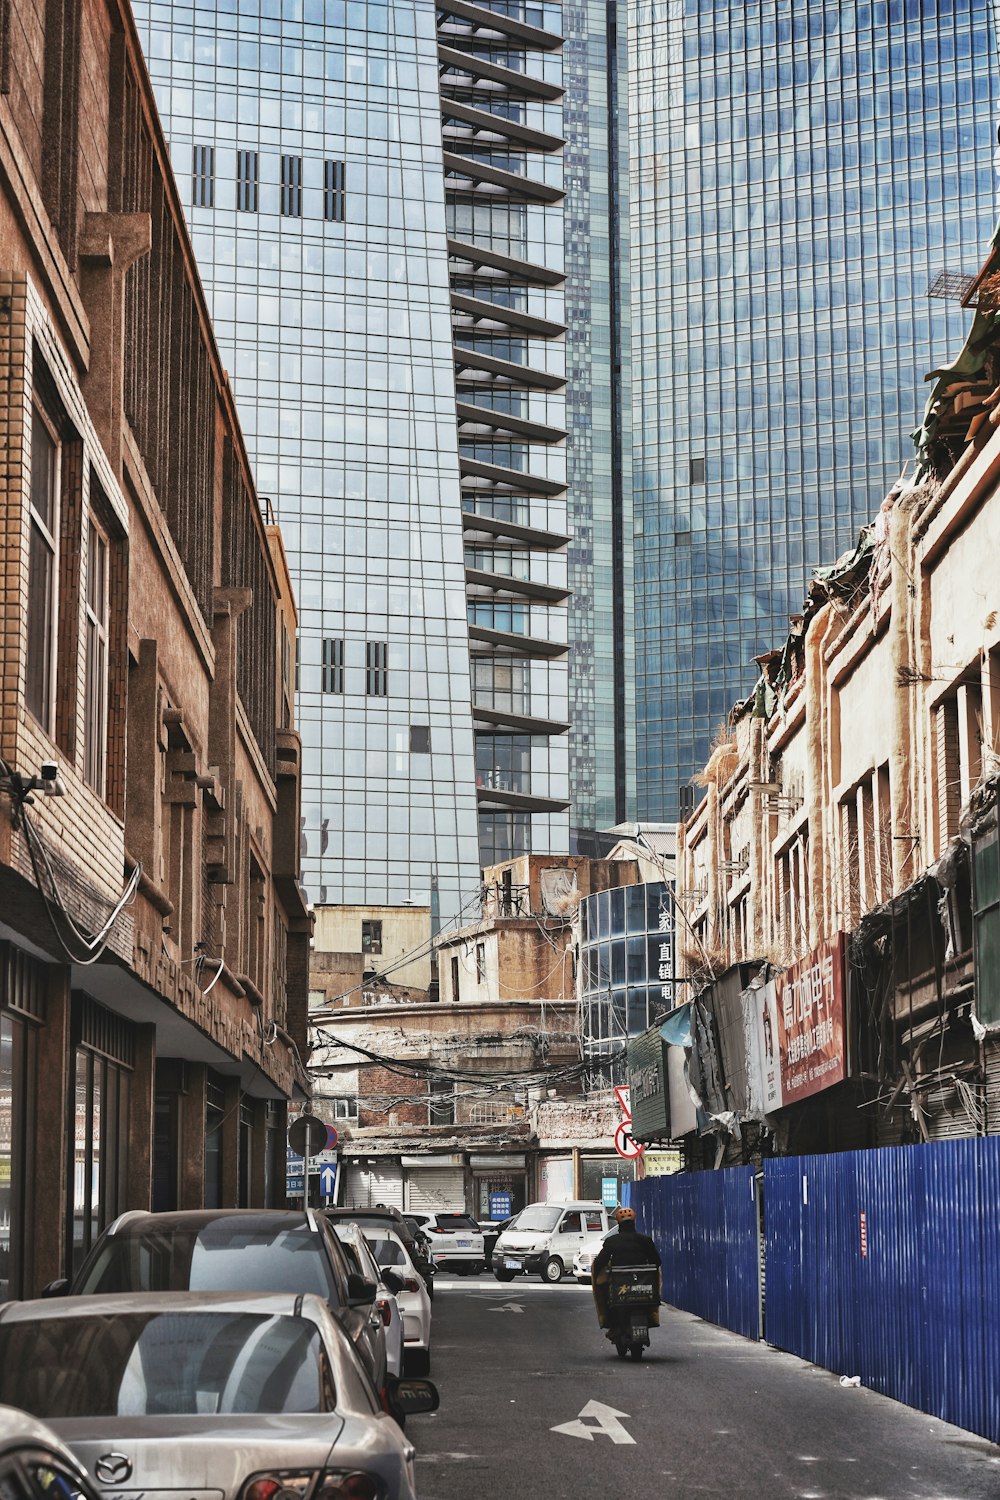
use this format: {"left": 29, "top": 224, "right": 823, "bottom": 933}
{"left": 773, "top": 935, "right": 847, "bottom": 1105}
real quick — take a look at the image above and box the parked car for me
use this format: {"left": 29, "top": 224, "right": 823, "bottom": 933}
{"left": 573, "top": 1224, "right": 618, "bottom": 1282}
{"left": 333, "top": 1220, "right": 404, "bottom": 1378}
{"left": 0, "top": 1404, "right": 102, "bottom": 1500}
{"left": 328, "top": 1208, "right": 435, "bottom": 1299}
{"left": 46, "top": 1209, "right": 389, "bottom": 1401}
{"left": 0, "top": 1292, "right": 438, "bottom": 1500}
{"left": 493, "top": 1200, "right": 609, "bottom": 1282}
{"left": 406, "top": 1212, "right": 486, "bottom": 1274}
{"left": 365, "top": 1231, "right": 434, "bottom": 1377}
{"left": 480, "top": 1214, "right": 519, "bottom": 1269}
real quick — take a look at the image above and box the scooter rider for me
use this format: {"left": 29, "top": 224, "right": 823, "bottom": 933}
{"left": 591, "top": 1207, "right": 662, "bottom": 1334}
{"left": 592, "top": 1207, "right": 661, "bottom": 1276}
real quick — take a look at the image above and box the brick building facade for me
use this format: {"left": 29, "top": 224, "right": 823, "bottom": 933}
{"left": 0, "top": 0, "right": 310, "bottom": 1299}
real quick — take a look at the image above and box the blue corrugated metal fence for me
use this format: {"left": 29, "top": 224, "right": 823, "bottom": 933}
{"left": 764, "top": 1139, "right": 1000, "bottom": 1444}
{"left": 635, "top": 1167, "right": 759, "bottom": 1341}
{"left": 636, "top": 1141, "right": 1000, "bottom": 1444}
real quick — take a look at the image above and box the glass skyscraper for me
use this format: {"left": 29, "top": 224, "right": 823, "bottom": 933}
{"left": 630, "top": 0, "right": 999, "bottom": 820}
{"left": 436, "top": 0, "right": 572, "bottom": 867}
{"left": 563, "top": 0, "right": 637, "bottom": 849}
{"left": 133, "top": 0, "right": 483, "bottom": 918}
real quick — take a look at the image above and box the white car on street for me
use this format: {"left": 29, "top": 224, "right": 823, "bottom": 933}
{"left": 493, "top": 1200, "right": 609, "bottom": 1283}
{"left": 334, "top": 1220, "right": 405, "bottom": 1378}
{"left": 367, "top": 1231, "right": 434, "bottom": 1377}
{"left": 573, "top": 1225, "right": 618, "bottom": 1282}
{"left": 407, "top": 1212, "right": 486, "bottom": 1274}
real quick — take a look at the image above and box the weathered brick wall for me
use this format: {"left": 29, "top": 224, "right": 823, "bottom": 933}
{"left": 0, "top": 0, "right": 304, "bottom": 1107}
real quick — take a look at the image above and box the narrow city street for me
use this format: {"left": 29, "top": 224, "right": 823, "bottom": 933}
{"left": 417, "top": 1279, "right": 1000, "bottom": 1500}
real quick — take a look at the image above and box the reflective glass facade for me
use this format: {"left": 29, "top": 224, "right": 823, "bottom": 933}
{"left": 629, "top": 0, "right": 1000, "bottom": 819}
{"left": 134, "top": 0, "right": 482, "bottom": 917}
{"left": 579, "top": 878, "right": 675, "bottom": 1085}
{"left": 563, "top": 0, "right": 636, "bottom": 846}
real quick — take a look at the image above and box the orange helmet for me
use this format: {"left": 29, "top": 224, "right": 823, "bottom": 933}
{"left": 614, "top": 1207, "right": 636, "bottom": 1224}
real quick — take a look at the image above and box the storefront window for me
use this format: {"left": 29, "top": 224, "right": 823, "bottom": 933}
{"left": 205, "top": 1076, "right": 225, "bottom": 1208}
{"left": 0, "top": 1011, "right": 37, "bottom": 1302}
{"left": 581, "top": 1156, "right": 635, "bottom": 1206}
{"left": 68, "top": 997, "right": 133, "bottom": 1276}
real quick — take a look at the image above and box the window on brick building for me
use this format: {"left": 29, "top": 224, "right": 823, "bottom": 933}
{"left": 324, "top": 159, "right": 346, "bottom": 221}
{"left": 236, "top": 149, "right": 258, "bottom": 212}
{"left": 361, "top": 919, "right": 382, "bottom": 955}
{"left": 26, "top": 405, "right": 59, "bottom": 733}
{"left": 428, "top": 1079, "right": 455, "bottom": 1126}
{"left": 450, "top": 955, "right": 460, "bottom": 1002}
{"left": 192, "top": 144, "right": 214, "bottom": 207}
{"left": 84, "top": 518, "right": 110, "bottom": 795}
{"left": 475, "top": 942, "right": 485, "bottom": 984}
{"left": 281, "top": 155, "right": 303, "bottom": 217}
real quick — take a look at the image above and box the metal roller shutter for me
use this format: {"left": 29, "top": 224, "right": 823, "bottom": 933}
{"left": 405, "top": 1167, "right": 466, "bottom": 1214}
{"left": 341, "top": 1163, "right": 404, "bottom": 1210}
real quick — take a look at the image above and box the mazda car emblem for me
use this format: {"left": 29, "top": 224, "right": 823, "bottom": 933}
{"left": 95, "top": 1454, "right": 132, "bottom": 1484}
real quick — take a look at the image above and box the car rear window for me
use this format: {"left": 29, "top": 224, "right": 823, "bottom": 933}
{"left": 436, "top": 1215, "right": 479, "bottom": 1231}
{"left": 368, "top": 1238, "right": 406, "bottom": 1267}
{"left": 0, "top": 1312, "right": 329, "bottom": 1417}
{"left": 76, "top": 1222, "right": 338, "bottom": 1304}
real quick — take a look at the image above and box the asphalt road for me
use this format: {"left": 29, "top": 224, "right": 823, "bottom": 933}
{"left": 413, "top": 1276, "right": 1000, "bottom": 1500}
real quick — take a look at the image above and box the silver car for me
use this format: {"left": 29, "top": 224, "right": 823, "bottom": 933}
{"left": 0, "top": 1291, "right": 438, "bottom": 1500}
{"left": 0, "top": 1403, "right": 103, "bottom": 1500}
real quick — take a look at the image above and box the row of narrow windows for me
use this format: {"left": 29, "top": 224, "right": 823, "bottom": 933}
{"left": 322, "top": 638, "right": 388, "bottom": 696}
{"left": 192, "top": 145, "right": 346, "bottom": 221}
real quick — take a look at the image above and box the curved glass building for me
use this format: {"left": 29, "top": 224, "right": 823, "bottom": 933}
{"left": 630, "top": 0, "right": 999, "bottom": 819}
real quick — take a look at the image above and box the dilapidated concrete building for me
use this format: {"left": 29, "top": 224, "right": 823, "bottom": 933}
{"left": 666, "top": 247, "right": 1000, "bottom": 1163}
{"left": 309, "top": 854, "right": 654, "bottom": 1213}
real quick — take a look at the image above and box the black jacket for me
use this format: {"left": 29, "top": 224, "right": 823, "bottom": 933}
{"left": 592, "top": 1223, "right": 661, "bottom": 1276}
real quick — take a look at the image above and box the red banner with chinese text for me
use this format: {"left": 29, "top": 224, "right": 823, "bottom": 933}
{"left": 774, "top": 935, "right": 847, "bottom": 1104}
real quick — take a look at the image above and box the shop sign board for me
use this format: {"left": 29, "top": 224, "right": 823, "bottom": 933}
{"left": 489, "top": 1192, "right": 513, "bottom": 1219}
{"left": 627, "top": 1024, "right": 670, "bottom": 1141}
{"left": 602, "top": 1177, "right": 619, "bottom": 1208}
{"left": 773, "top": 935, "right": 847, "bottom": 1105}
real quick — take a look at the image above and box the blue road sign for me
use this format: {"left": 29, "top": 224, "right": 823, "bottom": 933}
{"left": 319, "top": 1164, "right": 337, "bottom": 1198}
{"left": 287, "top": 1177, "right": 304, "bottom": 1193}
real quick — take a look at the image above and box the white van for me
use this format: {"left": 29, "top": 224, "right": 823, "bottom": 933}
{"left": 493, "top": 1200, "right": 609, "bottom": 1283}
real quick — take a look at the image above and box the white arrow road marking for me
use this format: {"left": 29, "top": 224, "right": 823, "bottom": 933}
{"left": 551, "top": 1400, "right": 636, "bottom": 1445}
{"left": 487, "top": 1302, "right": 525, "bottom": 1313}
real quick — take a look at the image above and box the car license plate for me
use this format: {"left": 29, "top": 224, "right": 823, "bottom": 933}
{"left": 504, "top": 1258, "right": 520, "bottom": 1269}
{"left": 457, "top": 1238, "right": 471, "bottom": 1247}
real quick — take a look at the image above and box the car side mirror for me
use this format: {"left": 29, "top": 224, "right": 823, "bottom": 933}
{"left": 41, "top": 1278, "right": 70, "bottom": 1298}
{"left": 381, "top": 1269, "right": 404, "bottom": 1294}
{"left": 388, "top": 1377, "right": 440, "bottom": 1419}
{"left": 347, "top": 1272, "right": 378, "bottom": 1305}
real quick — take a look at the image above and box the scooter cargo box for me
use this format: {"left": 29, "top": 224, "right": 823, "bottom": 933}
{"left": 608, "top": 1266, "right": 658, "bottom": 1305}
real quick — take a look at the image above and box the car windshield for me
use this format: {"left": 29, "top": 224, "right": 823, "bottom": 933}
{"left": 0, "top": 1312, "right": 328, "bottom": 1418}
{"left": 76, "top": 1221, "right": 337, "bottom": 1303}
{"left": 368, "top": 1237, "right": 406, "bottom": 1267}
{"left": 435, "top": 1215, "right": 479, "bottom": 1231}
{"left": 515, "top": 1206, "right": 561, "bottom": 1233}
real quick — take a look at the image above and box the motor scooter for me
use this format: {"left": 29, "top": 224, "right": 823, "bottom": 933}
{"left": 603, "top": 1265, "right": 660, "bottom": 1360}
